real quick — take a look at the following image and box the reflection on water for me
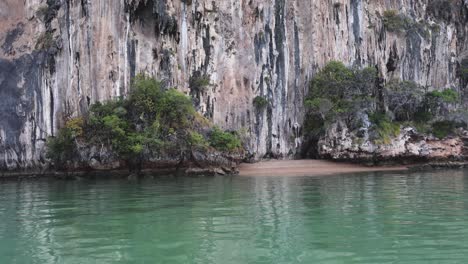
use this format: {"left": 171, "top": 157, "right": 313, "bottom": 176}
{"left": 1, "top": 170, "right": 468, "bottom": 263}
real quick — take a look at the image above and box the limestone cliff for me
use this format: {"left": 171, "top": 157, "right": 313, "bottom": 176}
{"left": 1, "top": 0, "right": 468, "bottom": 170}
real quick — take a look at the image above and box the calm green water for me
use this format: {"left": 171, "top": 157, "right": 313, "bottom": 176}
{"left": 2, "top": 170, "right": 468, "bottom": 263}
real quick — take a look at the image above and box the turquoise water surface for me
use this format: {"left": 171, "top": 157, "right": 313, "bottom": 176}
{"left": 1, "top": 170, "right": 468, "bottom": 263}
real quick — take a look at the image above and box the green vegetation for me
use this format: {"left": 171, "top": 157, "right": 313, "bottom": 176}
{"left": 189, "top": 74, "right": 211, "bottom": 93}
{"left": 426, "top": 88, "right": 458, "bottom": 104}
{"left": 305, "top": 61, "right": 376, "bottom": 115}
{"left": 369, "top": 113, "right": 401, "bottom": 144}
{"left": 35, "top": 32, "right": 54, "bottom": 50}
{"left": 304, "top": 61, "right": 376, "bottom": 135}
{"left": 385, "top": 80, "right": 425, "bottom": 122}
{"left": 253, "top": 96, "right": 268, "bottom": 110}
{"left": 188, "top": 131, "right": 208, "bottom": 149}
{"left": 460, "top": 59, "right": 468, "bottom": 80}
{"left": 304, "top": 61, "right": 465, "bottom": 146}
{"left": 46, "top": 128, "right": 76, "bottom": 169}
{"left": 410, "top": 121, "right": 431, "bottom": 135}
{"left": 432, "top": 121, "right": 457, "bottom": 139}
{"left": 383, "top": 10, "right": 408, "bottom": 32}
{"left": 47, "top": 75, "right": 242, "bottom": 171}
{"left": 386, "top": 80, "right": 462, "bottom": 138}
{"left": 383, "top": 84, "right": 462, "bottom": 140}
{"left": 412, "top": 88, "right": 459, "bottom": 123}
{"left": 382, "top": 10, "right": 430, "bottom": 39}
{"left": 46, "top": 117, "right": 85, "bottom": 169}
{"left": 209, "top": 127, "right": 242, "bottom": 152}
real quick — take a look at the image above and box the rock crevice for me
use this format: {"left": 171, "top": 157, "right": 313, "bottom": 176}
{"left": 1, "top": 0, "right": 467, "bottom": 170}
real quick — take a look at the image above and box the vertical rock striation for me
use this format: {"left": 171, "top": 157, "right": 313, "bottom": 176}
{"left": 1, "top": 0, "right": 467, "bottom": 170}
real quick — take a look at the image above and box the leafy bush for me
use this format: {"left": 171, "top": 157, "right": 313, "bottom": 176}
{"left": 383, "top": 10, "right": 408, "bottom": 32}
{"left": 414, "top": 88, "right": 459, "bottom": 122}
{"left": 411, "top": 122, "right": 431, "bottom": 135}
{"left": 188, "top": 131, "right": 208, "bottom": 149}
{"left": 64, "top": 117, "right": 84, "bottom": 138}
{"left": 385, "top": 80, "right": 425, "bottom": 122}
{"left": 47, "top": 75, "right": 242, "bottom": 170}
{"left": 253, "top": 96, "right": 268, "bottom": 110}
{"left": 426, "top": 88, "right": 458, "bottom": 104}
{"left": 127, "top": 74, "right": 163, "bottom": 120}
{"left": 369, "top": 112, "right": 401, "bottom": 144}
{"left": 307, "top": 62, "right": 376, "bottom": 111}
{"left": 308, "top": 61, "right": 353, "bottom": 104}
{"left": 432, "top": 121, "right": 456, "bottom": 139}
{"left": 46, "top": 128, "right": 76, "bottom": 168}
{"left": 303, "top": 60, "right": 466, "bottom": 150}
{"left": 303, "top": 113, "right": 325, "bottom": 138}
{"left": 157, "top": 88, "right": 196, "bottom": 129}
{"left": 460, "top": 59, "right": 468, "bottom": 80}
{"left": 305, "top": 98, "right": 333, "bottom": 120}
{"left": 304, "top": 61, "right": 376, "bottom": 134}
{"left": 382, "top": 10, "right": 430, "bottom": 38}
{"left": 46, "top": 118, "right": 85, "bottom": 168}
{"left": 189, "top": 74, "right": 211, "bottom": 93}
{"left": 209, "top": 127, "right": 242, "bottom": 152}
{"left": 413, "top": 108, "right": 433, "bottom": 123}
{"left": 378, "top": 85, "right": 460, "bottom": 141}
{"left": 35, "top": 32, "right": 54, "bottom": 50}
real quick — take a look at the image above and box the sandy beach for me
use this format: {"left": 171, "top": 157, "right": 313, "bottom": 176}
{"left": 238, "top": 160, "right": 408, "bottom": 177}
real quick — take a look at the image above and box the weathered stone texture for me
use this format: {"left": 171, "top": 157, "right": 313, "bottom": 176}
{"left": 1, "top": 0, "right": 467, "bottom": 170}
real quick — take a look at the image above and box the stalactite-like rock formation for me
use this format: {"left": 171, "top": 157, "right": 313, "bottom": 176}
{"left": 1, "top": 0, "right": 467, "bottom": 170}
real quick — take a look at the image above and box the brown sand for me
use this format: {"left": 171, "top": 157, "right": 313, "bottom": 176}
{"left": 238, "top": 160, "right": 408, "bottom": 177}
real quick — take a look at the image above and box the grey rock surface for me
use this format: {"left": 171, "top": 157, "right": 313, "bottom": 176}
{"left": 1, "top": 0, "right": 467, "bottom": 170}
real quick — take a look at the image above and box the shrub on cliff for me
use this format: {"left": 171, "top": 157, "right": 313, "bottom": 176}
{"left": 46, "top": 118, "right": 84, "bottom": 169}
{"left": 369, "top": 112, "right": 401, "bottom": 144}
{"left": 209, "top": 127, "right": 242, "bottom": 152}
{"left": 189, "top": 74, "right": 211, "bottom": 93}
{"left": 413, "top": 88, "right": 459, "bottom": 123}
{"left": 158, "top": 89, "right": 196, "bottom": 129}
{"left": 383, "top": 10, "right": 408, "bottom": 32}
{"left": 382, "top": 10, "right": 430, "bottom": 39}
{"left": 127, "top": 74, "right": 164, "bottom": 120}
{"left": 35, "top": 32, "right": 54, "bottom": 50}
{"left": 460, "top": 59, "right": 468, "bottom": 81}
{"left": 47, "top": 75, "right": 242, "bottom": 171}
{"left": 385, "top": 80, "right": 425, "bottom": 122}
{"left": 46, "top": 128, "right": 76, "bottom": 169}
{"left": 253, "top": 96, "right": 268, "bottom": 110}
{"left": 307, "top": 62, "right": 376, "bottom": 112}
{"left": 303, "top": 61, "right": 467, "bottom": 149}
{"left": 189, "top": 72, "right": 211, "bottom": 108}
{"left": 385, "top": 80, "right": 462, "bottom": 138}
{"left": 304, "top": 61, "right": 377, "bottom": 134}
{"left": 432, "top": 121, "right": 458, "bottom": 139}
{"left": 426, "top": 88, "right": 458, "bottom": 104}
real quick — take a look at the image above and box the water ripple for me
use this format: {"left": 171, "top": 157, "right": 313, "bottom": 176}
{"left": 1, "top": 171, "right": 468, "bottom": 263}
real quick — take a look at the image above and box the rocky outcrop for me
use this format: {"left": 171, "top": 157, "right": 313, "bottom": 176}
{"left": 67, "top": 141, "right": 242, "bottom": 176}
{"left": 1, "top": 0, "right": 468, "bottom": 170}
{"left": 318, "top": 121, "right": 468, "bottom": 164}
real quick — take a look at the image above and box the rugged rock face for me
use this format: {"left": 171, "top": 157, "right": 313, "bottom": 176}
{"left": 1, "top": 0, "right": 468, "bottom": 170}
{"left": 67, "top": 140, "right": 243, "bottom": 176}
{"left": 319, "top": 121, "right": 468, "bottom": 163}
